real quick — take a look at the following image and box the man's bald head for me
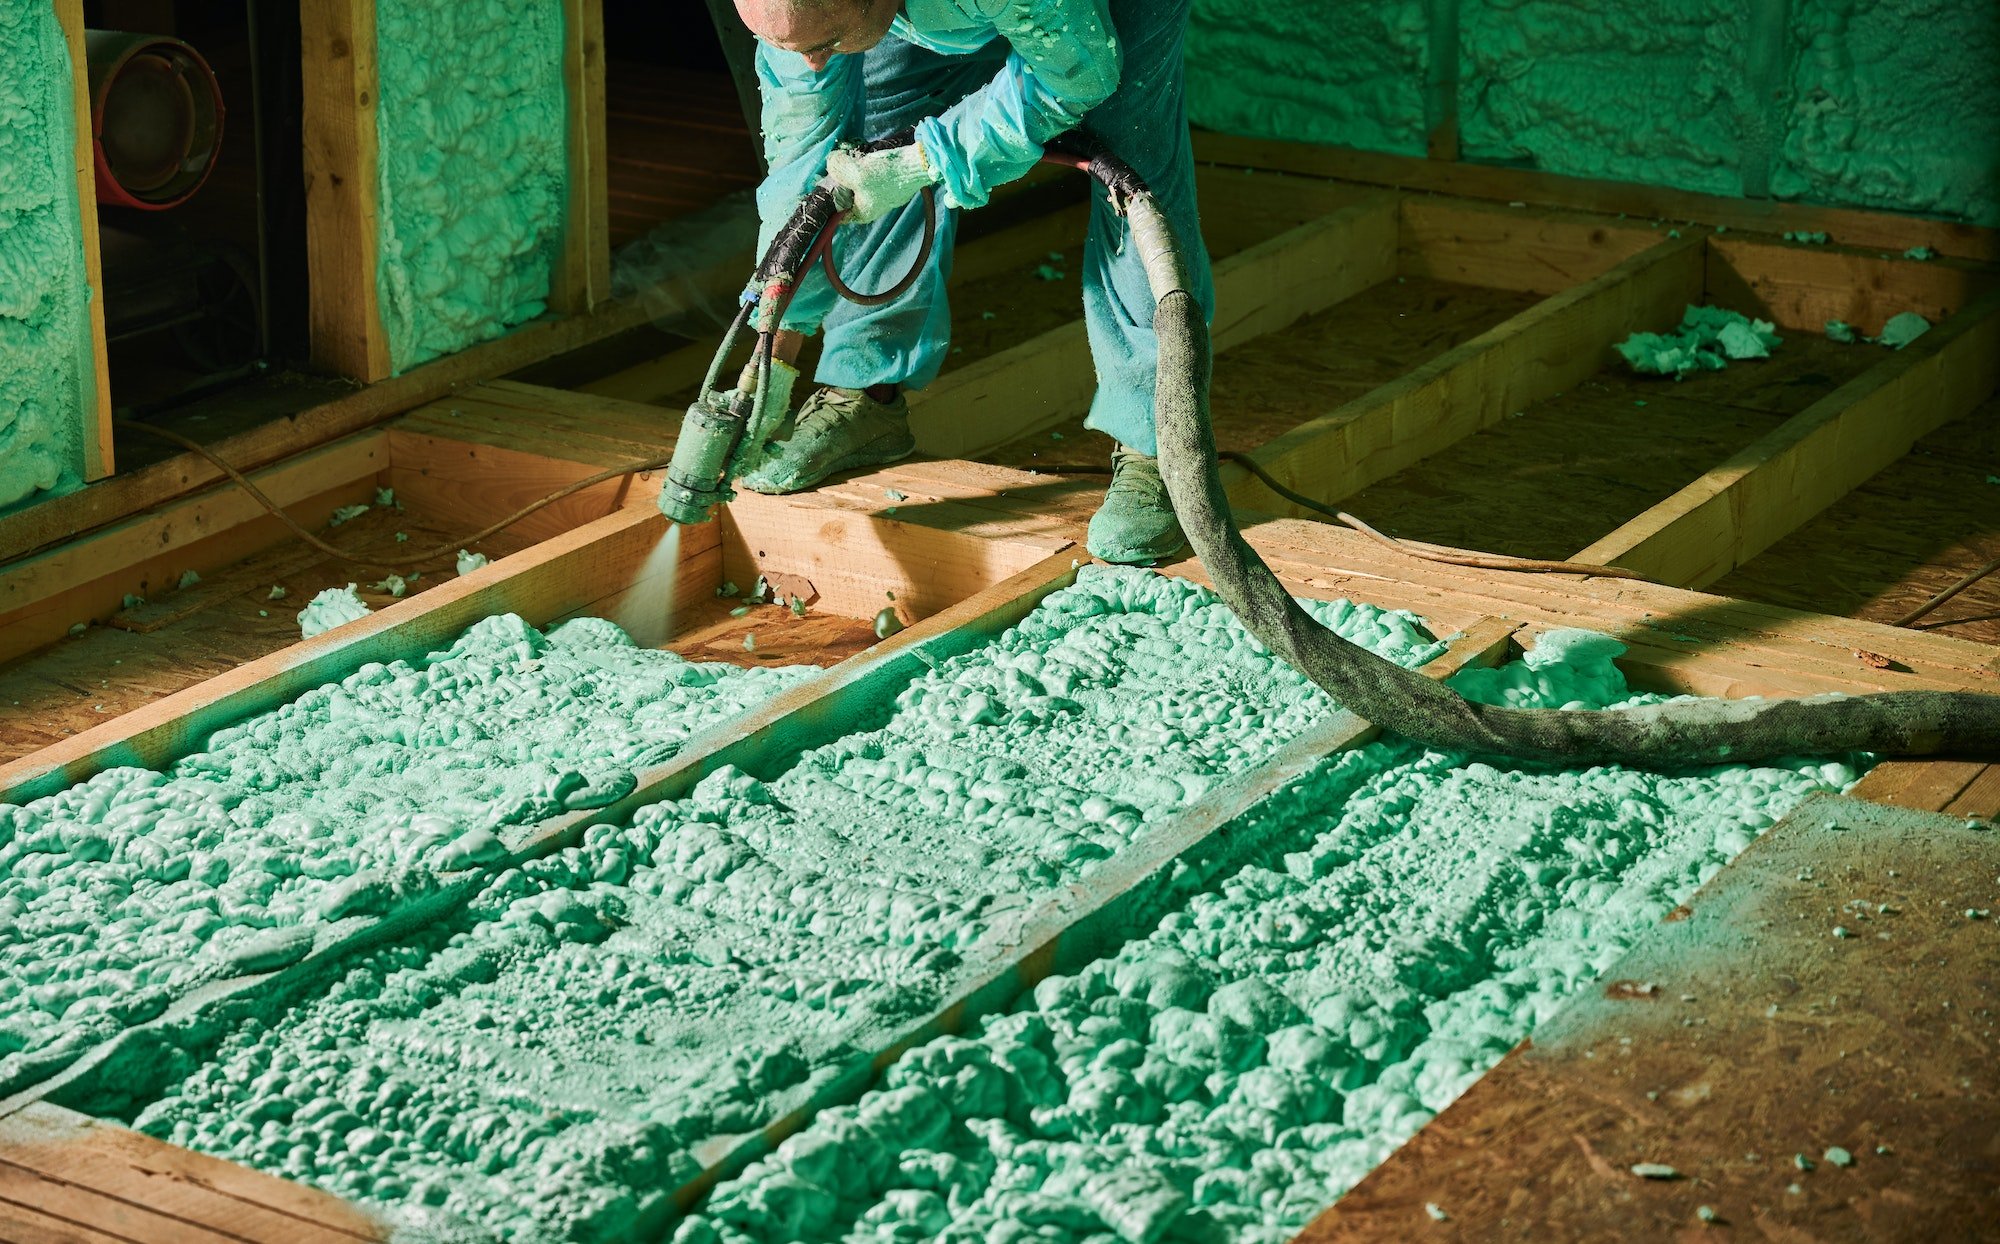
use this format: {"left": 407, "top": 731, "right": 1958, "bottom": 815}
{"left": 735, "top": 0, "right": 896, "bottom": 70}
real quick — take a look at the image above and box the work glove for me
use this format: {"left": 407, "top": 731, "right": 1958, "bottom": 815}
{"left": 824, "top": 144, "right": 940, "bottom": 225}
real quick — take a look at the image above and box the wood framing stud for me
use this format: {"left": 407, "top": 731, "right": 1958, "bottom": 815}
{"left": 54, "top": 0, "right": 113, "bottom": 481}
{"left": 551, "top": 0, "right": 611, "bottom": 314}
{"left": 301, "top": 0, "right": 391, "bottom": 382}
{"left": 1575, "top": 287, "right": 2000, "bottom": 588}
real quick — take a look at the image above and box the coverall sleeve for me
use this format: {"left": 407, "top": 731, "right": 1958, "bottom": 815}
{"left": 753, "top": 41, "right": 862, "bottom": 333}
{"left": 915, "top": 0, "right": 1121, "bottom": 211}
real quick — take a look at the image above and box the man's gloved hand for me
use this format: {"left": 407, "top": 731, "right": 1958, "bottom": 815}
{"left": 825, "top": 144, "right": 940, "bottom": 224}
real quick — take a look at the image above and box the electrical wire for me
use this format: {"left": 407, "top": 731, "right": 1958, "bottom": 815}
{"left": 114, "top": 419, "right": 672, "bottom": 571}
{"left": 1027, "top": 451, "right": 1651, "bottom": 581}
{"left": 1892, "top": 553, "right": 2000, "bottom": 628}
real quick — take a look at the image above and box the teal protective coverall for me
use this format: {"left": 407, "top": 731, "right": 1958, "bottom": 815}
{"left": 753, "top": 0, "right": 1216, "bottom": 457}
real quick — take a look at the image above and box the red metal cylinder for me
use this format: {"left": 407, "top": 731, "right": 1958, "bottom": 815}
{"left": 85, "top": 30, "right": 226, "bottom": 211}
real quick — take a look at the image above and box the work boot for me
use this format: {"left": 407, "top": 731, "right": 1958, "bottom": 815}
{"left": 1087, "top": 447, "right": 1187, "bottom": 565}
{"left": 739, "top": 385, "right": 916, "bottom": 495}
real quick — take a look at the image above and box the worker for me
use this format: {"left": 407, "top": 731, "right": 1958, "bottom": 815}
{"left": 730, "top": 0, "right": 1215, "bottom": 564}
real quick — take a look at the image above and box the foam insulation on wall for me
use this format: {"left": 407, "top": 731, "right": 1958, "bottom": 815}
{"left": 1186, "top": 0, "right": 2000, "bottom": 227}
{"left": 374, "top": 0, "right": 569, "bottom": 373}
{"left": 0, "top": 0, "right": 95, "bottom": 511}
{"left": 1186, "top": 0, "right": 1430, "bottom": 157}
{"left": 1777, "top": 0, "right": 2000, "bottom": 224}
{"left": 1455, "top": 0, "right": 1751, "bottom": 198}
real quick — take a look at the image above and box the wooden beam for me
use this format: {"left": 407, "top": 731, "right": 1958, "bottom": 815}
{"left": 1574, "top": 287, "right": 2000, "bottom": 588}
{"left": 1195, "top": 131, "right": 2000, "bottom": 263}
{"left": 54, "top": 0, "right": 112, "bottom": 481}
{"left": 300, "top": 0, "right": 390, "bottom": 382}
{"left": 1227, "top": 233, "right": 1705, "bottom": 518}
{"left": 1399, "top": 196, "right": 1678, "bottom": 294}
{"left": 908, "top": 193, "right": 1402, "bottom": 459}
{"left": 0, "top": 1103, "right": 385, "bottom": 1243}
{"left": 1706, "top": 234, "right": 1998, "bottom": 334}
{"left": 550, "top": 0, "right": 611, "bottom": 314}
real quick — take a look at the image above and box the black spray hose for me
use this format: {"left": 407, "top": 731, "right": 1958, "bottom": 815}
{"left": 1117, "top": 196, "right": 2000, "bottom": 767}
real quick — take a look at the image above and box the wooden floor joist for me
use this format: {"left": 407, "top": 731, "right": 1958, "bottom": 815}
{"left": 1577, "top": 287, "right": 2000, "bottom": 587}
{"left": 1225, "top": 232, "right": 1706, "bottom": 518}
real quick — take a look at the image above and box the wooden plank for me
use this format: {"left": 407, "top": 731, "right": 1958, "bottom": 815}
{"left": 1707, "top": 234, "right": 1998, "bottom": 334}
{"left": 1575, "top": 288, "right": 2000, "bottom": 588}
{"left": 0, "top": 506, "right": 713, "bottom": 805}
{"left": 1942, "top": 765, "right": 2000, "bottom": 821}
{"left": 577, "top": 338, "right": 712, "bottom": 404}
{"left": 909, "top": 194, "right": 1402, "bottom": 459}
{"left": 299, "top": 0, "right": 389, "bottom": 382}
{"left": 1195, "top": 131, "right": 2000, "bottom": 263}
{"left": 0, "top": 1196, "right": 127, "bottom": 1244}
{"left": 0, "top": 1160, "right": 250, "bottom": 1244}
{"left": 1850, "top": 760, "right": 1987, "bottom": 813}
{"left": 108, "top": 543, "right": 328, "bottom": 634}
{"left": 722, "top": 486, "right": 1075, "bottom": 625}
{"left": 1, "top": 1104, "right": 384, "bottom": 1243}
{"left": 1399, "top": 196, "right": 1672, "bottom": 294}
{"left": 1228, "top": 233, "right": 1706, "bottom": 518}
{"left": 1295, "top": 794, "right": 2000, "bottom": 1243}
{"left": 54, "top": 0, "right": 112, "bottom": 481}
{"left": 550, "top": 0, "right": 611, "bottom": 314}
{"left": 384, "top": 426, "right": 657, "bottom": 546}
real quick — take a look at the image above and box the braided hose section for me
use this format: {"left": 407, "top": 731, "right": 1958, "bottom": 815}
{"left": 1132, "top": 196, "right": 2000, "bottom": 767}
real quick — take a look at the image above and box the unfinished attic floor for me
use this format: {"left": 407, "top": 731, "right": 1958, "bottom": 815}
{"left": 1711, "top": 390, "right": 2000, "bottom": 647}
{"left": 1334, "top": 329, "right": 1879, "bottom": 562}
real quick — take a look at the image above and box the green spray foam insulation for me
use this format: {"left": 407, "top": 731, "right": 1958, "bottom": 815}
{"left": 80, "top": 569, "right": 1446, "bottom": 1242}
{"left": 0, "top": 0, "right": 97, "bottom": 511}
{"left": 1616, "top": 304, "right": 1781, "bottom": 379}
{"left": 0, "top": 614, "right": 812, "bottom": 1090}
{"left": 374, "top": 0, "right": 569, "bottom": 373}
{"left": 1188, "top": 0, "right": 1998, "bottom": 226}
{"left": 677, "top": 630, "right": 1864, "bottom": 1244}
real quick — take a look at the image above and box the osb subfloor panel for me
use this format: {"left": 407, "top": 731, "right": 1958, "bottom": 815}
{"left": 1712, "top": 392, "right": 2000, "bottom": 647}
{"left": 666, "top": 596, "right": 882, "bottom": 670}
{"left": 983, "top": 277, "right": 1543, "bottom": 470}
{"left": 1337, "top": 335, "right": 1883, "bottom": 562}
{"left": 0, "top": 509, "right": 532, "bottom": 764}
{"left": 1298, "top": 793, "right": 2000, "bottom": 1244}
